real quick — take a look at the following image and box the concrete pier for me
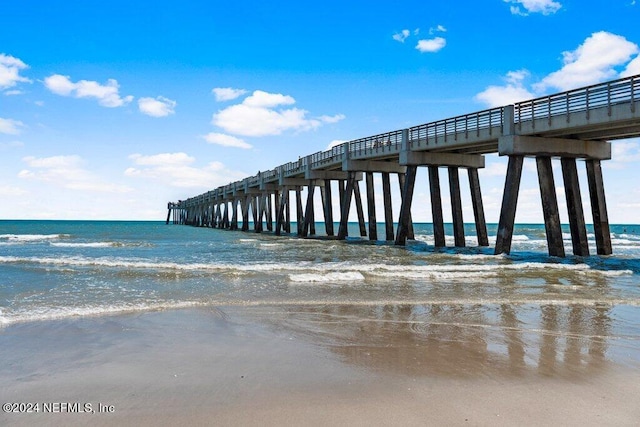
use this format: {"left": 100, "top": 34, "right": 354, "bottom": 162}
{"left": 169, "top": 74, "right": 640, "bottom": 258}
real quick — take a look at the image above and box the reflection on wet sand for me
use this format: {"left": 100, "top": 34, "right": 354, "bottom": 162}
{"left": 263, "top": 300, "right": 615, "bottom": 380}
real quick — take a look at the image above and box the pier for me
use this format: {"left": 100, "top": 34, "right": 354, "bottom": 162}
{"left": 168, "top": 74, "right": 640, "bottom": 257}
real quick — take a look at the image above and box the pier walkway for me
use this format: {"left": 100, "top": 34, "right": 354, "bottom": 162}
{"left": 168, "top": 74, "right": 640, "bottom": 257}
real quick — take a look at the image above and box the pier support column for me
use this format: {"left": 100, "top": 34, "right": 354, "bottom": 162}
{"left": 365, "top": 172, "right": 378, "bottom": 241}
{"left": 495, "top": 155, "right": 524, "bottom": 255}
{"left": 468, "top": 168, "right": 489, "bottom": 247}
{"left": 398, "top": 173, "right": 415, "bottom": 240}
{"left": 241, "top": 197, "right": 250, "bottom": 231}
{"left": 337, "top": 173, "right": 356, "bottom": 240}
{"left": 429, "top": 166, "right": 445, "bottom": 248}
{"left": 285, "top": 189, "right": 291, "bottom": 233}
{"left": 382, "top": 172, "right": 394, "bottom": 241}
{"left": 265, "top": 193, "right": 273, "bottom": 232}
{"left": 448, "top": 167, "right": 465, "bottom": 247}
{"left": 253, "top": 195, "right": 262, "bottom": 233}
{"left": 395, "top": 165, "right": 417, "bottom": 246}
{"left": 536, "top": 156, "right": 565, "bottom": 257}
{"left": 322, "top": 179, "right": 334, "bottom": 236}
{"left": 302, "top": 182, "right": 315, "bottom": 237}
{"left": 230, "top": 199, "right": 239, "bottom": 230}
{"left": 353, "top": 180, "right": 367, "bottom": 237}
{"left": 275, "top": 188, "right": 288, "bottom": 236}
{"left": 561, "top": 158, "right": 589, "bottom": 256}
{"left": 222, "top": 202, "right": 229, "bottom": 229}
{"left": 296, "top": 186, "right": 304, "bottom": 236}
{"left": 586, "top": 160, "right": 612, "bottom": 255}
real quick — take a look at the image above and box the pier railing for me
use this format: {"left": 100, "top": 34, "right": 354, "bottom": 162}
{"left": 515, "top": 74, "right": 639, "bottom": 127}
{"left": 409, "top": 107, "right": 504, "bottom": 148}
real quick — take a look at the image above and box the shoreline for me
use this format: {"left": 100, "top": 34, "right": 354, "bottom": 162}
{"left": 2, "top": 306, "right": 639, "bottom": 426}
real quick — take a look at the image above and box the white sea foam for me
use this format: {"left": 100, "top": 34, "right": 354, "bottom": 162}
{"left": 50, "top": 242, "right": 114, "bottom": 248}
{"left": 0, "top": 255, "right": 632, "bottom": 278}
{"left": 0, "top": 301, "right": 204, "bottom": 326}
{"left": 0, "top": 234, "right": 70, "bottom": 242}
{"left": 289, "top": 271, "right": 366, "bottom": 283}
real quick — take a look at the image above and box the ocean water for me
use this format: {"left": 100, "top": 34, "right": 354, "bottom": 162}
{"left": 1, "top": 220, "right": 640, "bottom": 368}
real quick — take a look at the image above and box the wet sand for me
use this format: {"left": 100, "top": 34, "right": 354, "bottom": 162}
{"left": 1, "top": 306, "right": 639, "bottom": 426}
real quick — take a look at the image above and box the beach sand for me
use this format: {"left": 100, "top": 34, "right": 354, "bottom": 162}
{"left": 1, "top": 306, "right": 639, "bottom": 426}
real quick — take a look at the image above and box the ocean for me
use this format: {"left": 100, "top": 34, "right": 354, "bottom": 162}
{"left": 1, "top": 220, "right": 640, "bottom": 369}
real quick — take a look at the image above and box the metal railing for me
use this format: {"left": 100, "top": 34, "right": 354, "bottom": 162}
{"left": 310, "top": 144, "right": 345, "bottom": 168}
{"left": 409, "top": 107, "right": 504, "bottom": 148}
{"left": 515, "top": 74, "right": 639, "bottom": 127}
{"left": 347, "top": 130, "right": 404, "bottom": 156}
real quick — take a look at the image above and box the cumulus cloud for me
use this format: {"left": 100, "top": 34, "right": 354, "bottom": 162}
{"left": 203, "top": 133, "right": 252, "bottom": 149}
{"left": 138, "top": 96, "right": 177, "bottom": 117}
{"left": 393, "top": 30, "right": 411, "bottom": 43}
{"left": 534, "top": 32, "right": 639, "bottom": 92}
{"left": 475, "top": 70, "right": 535, "bottom": 107}
{"left": 0, "top": 117, "right": 25, "bottom": 135}
{"left": 19, "top": 155, "right": 131, "bottom": 193}
{"left": 415, "top": 37, "right": 446, "bottom": 53}
{"left": 211, "top": 90, "right": 345, "bottom": 137}
{"left": 0, "top": 53, "right": 31, "bottom": 90}
{"left": 212, "top": 87, "right": 247, "bottom": 102}
{"left": 621, "top": 55, "right": 640, "bottom": 77}
{"left": 505, "top": 0, "right": 562, "bottom": 15}
{"left": 126, "top": 152, "right": 246, "bottom": 188}
{"left": 43, "top": 74, "right": 134, "bottom": 107}
{"left": 476, "top": 32, "right": 640, "bottom": 107}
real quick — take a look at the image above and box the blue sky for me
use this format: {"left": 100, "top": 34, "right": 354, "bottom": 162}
{"left": 2, "top": 0, "right": 640, "bottom": 223}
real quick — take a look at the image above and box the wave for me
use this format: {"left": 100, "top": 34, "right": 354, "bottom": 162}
{"left": 289, "top": 271, "right": 365, "bottom": 283}
{"left": 4, "top": 297, "right": 638, "bottom": 326}
{"left": 0, "top": 234, "right": 70, "bottom": 242}
{"left": 0, "top": 301, "right": 204, "bottom": 326}
{"left": 50, "top": 242, "right": 115, "bottom": 248}
{"left": 0, "top": 255, "right": 631, "bottom": 278}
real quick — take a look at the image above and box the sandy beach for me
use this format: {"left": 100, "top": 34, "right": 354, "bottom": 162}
{"left": 2, "top": 305, "right": 639, "bottom": 426}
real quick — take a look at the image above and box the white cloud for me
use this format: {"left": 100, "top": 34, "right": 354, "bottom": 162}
{"left": 621, "top": 55, "right": 640, "bottom": 77}
{"left": 0, "top": 117, "right": 25, "bottom": 135}
{"left": 0, "top": 184, "right": 27, "bottom": 196}
{"left": 125, "top": 152, "right": 246, "bottom": 188}
{"left": 129, "top": 152, "right": 195, "bottom": 166}
{"left": 4, "top": 89, "right": 24, "bottom": 96}
{"left": 138, "top": 96, "right": 177, "bottom": 117}
{"left": 212, "top": 87, "right": 247, "bottom": 102}
{"left": 611, "top": 140, "right": 640, "bottom": 163}
{"left": 212, "top": 90, "right": 342, "bottom": 137}
{"left": 475, "top": 69, "right": 535, "bottom": 107}
{"left": 429, "top": 25, "right": 447, "bottom": 34}
{"left": 243, "top": 90, "right": 295, "bottom": 108}
{"left": 477, "top": 32, "right": 640, "bottom": 107}
{"left": 505, "top": 0, "right": 562, "bottom": 15}
{"left": 415, "top": 37, "right": 446, "bottom": 53}
{"left": 327, "top": 140, "right": 347, "bottom": 150}
{"left": 43, "top": 74, "right": 134, "bottom": 107}
{"left": 0, "top": 53, "right": 31, "bottom": 90}
{"left": 319, "top": 114, "right": 346, "bottom": 124}
{"left": 534, "top": 32, "right": 639, "bottom": 92}
{"left": 19, "top": 155, "right": 131, "bottom": 193}
{"left": 393, "top": 30, "right": 410, "bottom": 43}
{"left": 203, "top": 133, "right": 252, "bottom": 149}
